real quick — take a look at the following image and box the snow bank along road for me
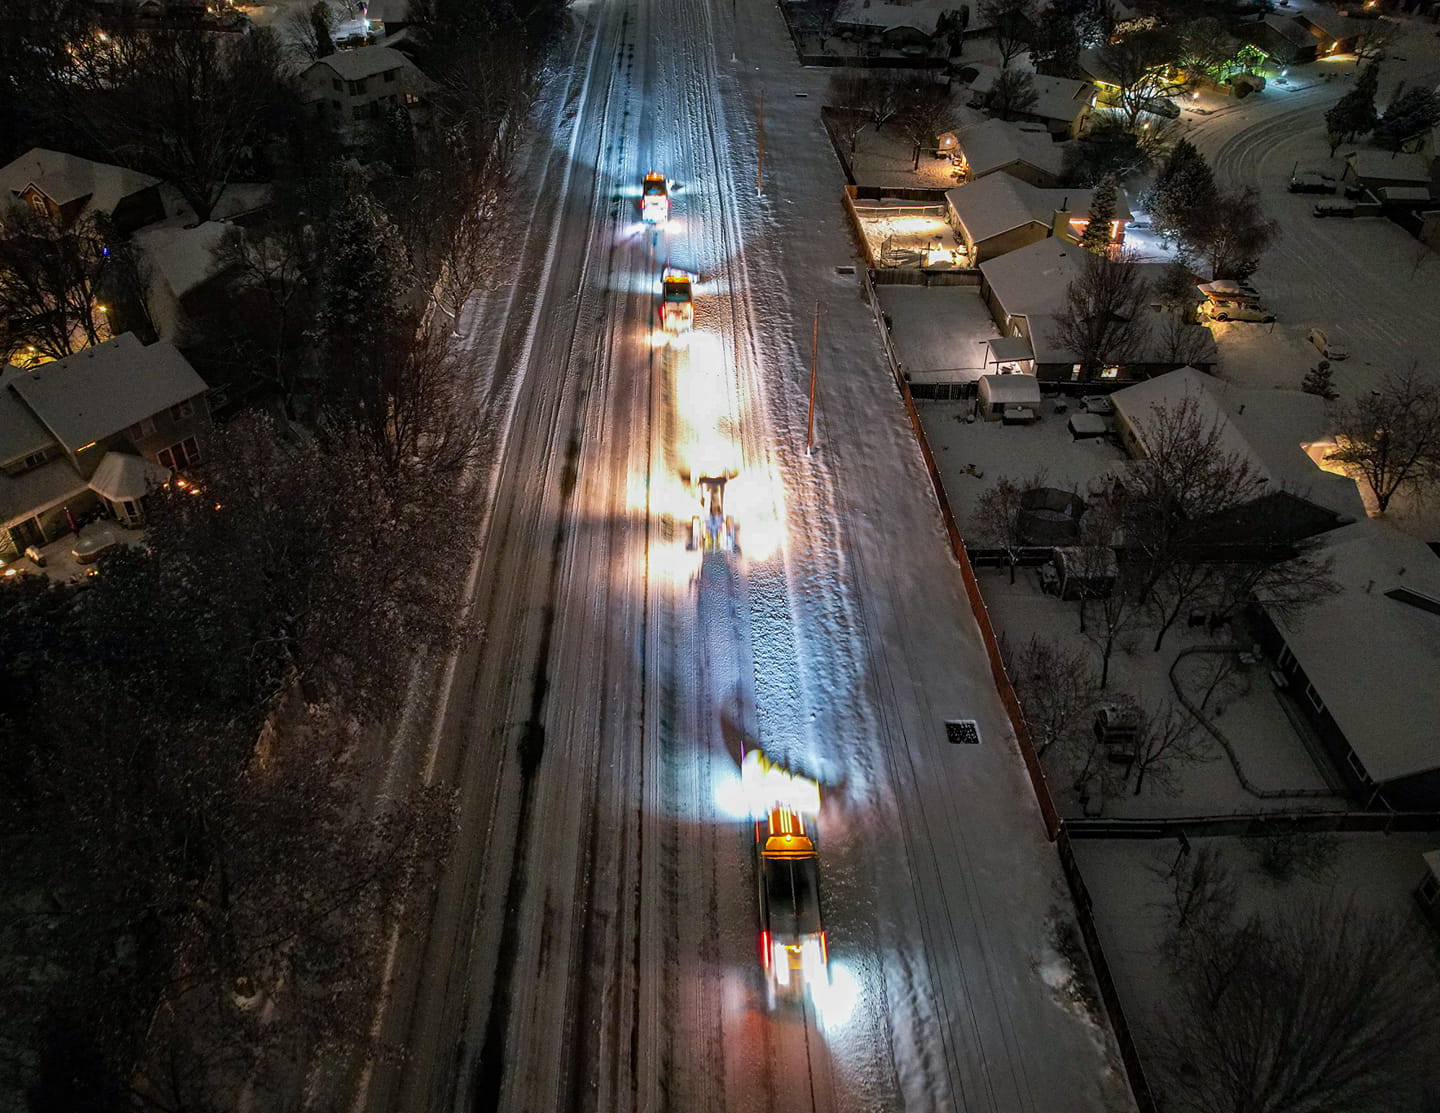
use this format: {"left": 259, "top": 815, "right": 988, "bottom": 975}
{"left": 353, "top": 0, "right": 1135, "bottom": 1110}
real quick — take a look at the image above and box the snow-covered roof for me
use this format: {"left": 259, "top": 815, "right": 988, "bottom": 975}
{"left": 1345, "top": 150, "right": 1431, "bottom": 183}
{"left": 0, "top": 455, "right": 87, "bottom": 528}
{"left": 833, "top": 0, "right": 965, "bottom": 34}
{"left": 135, "top": 221, "right": 231, "bottom": 298}
{"left": 1271, "top": 520, "right": 1440, "bottom": 784}
{"left": 8, "top": 334, "right": 208, "bottom": 451}
{"left": 959, "top": 119, "right": 1065, "bottom": 180}
{"left": 1111, "top": 367, "right": 1269, "bottom": 482}
{"left": 947, "top": 177, "right": 1130, "bottom": 245}
{"left": 981, "top": 237, "right": 1082, "bottom": 315}
{"left": 978, "top": 373, "right": 1041, "bottom": 404}
{"left": 0, "top": 148, "right": 159, "bottom": 216}
{"left": 1299, "top": 10, "right": 1368, "bottom": 39}
{"left": 986, "top": 335, "right": 1034, "bottom": 361}
{"left": 310, "top": 44, "right": 415, "bottom": 81}
{"left": 0, "top": 366, "right": 55, "bottom": 463}
{"left": 88, "top": 450, "right": 170, "bottom": 501}
{"left": 365, "top": 0, "right": 411, "bottom": 20}
{"left": 1221, "top": 385, "right": 1366, "bottom": 521}
{"left": 1257, "top": 15, "right": 1315, "bottom": 47}
{"left": 1376, "top": 185, "right": 1434, "bottom": 203}
{"left": 967, "top": 65, "right": 1096, "bottom": 122}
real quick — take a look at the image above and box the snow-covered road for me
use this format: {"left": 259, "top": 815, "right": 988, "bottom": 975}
{"left": 352, "top": 0, "right": 1136, "bottom": 1110}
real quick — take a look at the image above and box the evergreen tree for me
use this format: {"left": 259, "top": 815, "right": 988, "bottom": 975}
{"left": 1144, "top": 139, "right": 1216, "bottom": 246}
{"left": 1302, "top": 360, "right": 1338, "bottom": 401}
{"left": 317, "top": 181, "right": 412, "bottom": 347}
{"left": 1324, "top": 61, "right": 1380, "bottom": 155}
{"left": 1081, "top": 176, "right": 1118, "bottom": 255}
{"left": 1373, "top": 84, "right": 1440, "bottom": 151}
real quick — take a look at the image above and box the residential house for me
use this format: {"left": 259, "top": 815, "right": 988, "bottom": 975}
{"left": 977, "top": 238, "right": 1217, "bottom": 382}
{"left": 0, "top": 333, "right": 210, "bottom": 558}
{"left": 300, "top": 45, "right": 430, "bottom": 136}
{"left": 1295, "top": 10, "right": 1367, "bottom": 57}
{"left": 1246, "top": 16, "right": 1320, "bottom": 65}
{"left": 953, "top": 119, "right": 1066, "bottom": 187}
{"left": 133, "top": 221, "right": 235, "bottom": 343}
{"left": 831, "top": 0, "right": 973, "bottom": 57}
{"left": 946, "top": 175, "right": 1130, "bottom": 264}
{"left": 1110, "top": 367, "right": 1358, "bottom": 549}
{"left": 1253, "top": 519, "right": 1440, "bottom": 810}
{"left": 1342, "top": 150, "right": 1435, "bottom": 192}
{"left": 966, "top": 65, "right": 1096, "bottom": 138}
{"left": 0, "top": 148, "right": 164, "bottom": 234}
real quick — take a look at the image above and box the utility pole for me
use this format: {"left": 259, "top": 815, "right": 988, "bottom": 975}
{"left": 757, "top": 87, "right": 765, "bottom": 196}
{"left": 806, "top": 301, "right": 820, "bottom": 454}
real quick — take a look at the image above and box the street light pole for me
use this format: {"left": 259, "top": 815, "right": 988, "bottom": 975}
{"left": 757, "top": 87, "right": 765, "bottom": 196}
{"left": 806, "top": 301, "right": 820, "bottom": 454}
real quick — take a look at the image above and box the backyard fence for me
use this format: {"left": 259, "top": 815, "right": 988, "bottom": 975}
{"left": 1067, "top": 810, "right": 1440, "bottom": 839}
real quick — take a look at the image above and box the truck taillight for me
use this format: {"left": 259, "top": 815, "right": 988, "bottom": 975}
{"left": 760, "top": 930, "right": 771, "bottom": 971}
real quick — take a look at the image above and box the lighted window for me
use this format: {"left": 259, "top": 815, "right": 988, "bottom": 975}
{"left": 1100, "top": 366, "right": 1119, "bottom": 379}
{"left": 158, "top": 436, "right": 201, "bottom": 471}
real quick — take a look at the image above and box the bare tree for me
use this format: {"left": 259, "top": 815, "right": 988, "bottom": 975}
{"left": 1128, "top": 696, "right": 1208, "bottom": 796}
{"left": 897, "top": 80, "right": 959, "bottom": 160}
{"left": 1085, "top": 560, "right": 1141, "bottom": 688}
{"left": 1210, "top": 541, "right": 1339, "bottom": 630}
{"left": 1352, "top": 18, "right": 1400, "bottom": 65}
{"left": 0, "top": 206, "right": 110, "bottom": 362}
{"left": 827, "top": 73, "right": 872, "bottom": 155}
{"left": 980, "top": 0, "right": 1036, "bottom": 69}
{"left": 1326, "top": 366, "right": 1440, "bottom": 514}
{"left": 1150, "top": 843, "right": 1236, "bottom": 934}
{"left": 1122, "top": 389, "right": 1268, "bottom": 611}
{"left": 1051, "top": 695, "right": 1129, "bottom": 805}
{"left": 1189, "top": 185, "right": 1279, "bottom": 282}
{"left": 1098, "top": 24, "right": 1185, "bottom": 130}
{"left": 1046, "top": 250, "right": 1152, "bottom": 381}
{"left": 1009, "top": 634, "right": 1098, "bottom": 758}
{"left": 1155, "top": 901, "right": 1440, "bottom": 1113}
{"left": 205, "top": 222, "right": 322, "bottom": 411}
{"left": 1072, "top": 480, "right": 1123, "bottom": 635}
{"left": 988, "top": 67, "right": 1038, "bottom": 121}
{"left": 284, "top": 0, "right": 338, "bottom": 62}
{"left": 1153, "top": 307, "right": 1215, "bottom": 369}
{"left": 972, "top": 474, "right": 1030, "bottom": 582}
{"left": 857, "top": 69, "right": 909, "bottom": 131}
{"left": 55, "top": 28, "right": 293, "bottom": 222}
{"left": 1246, "top": 821, "right": 1338, "bottom": 885}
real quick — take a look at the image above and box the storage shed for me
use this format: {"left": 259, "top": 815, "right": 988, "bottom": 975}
{"left": 977, "top": 373, "right": 1041, "bottom": 420}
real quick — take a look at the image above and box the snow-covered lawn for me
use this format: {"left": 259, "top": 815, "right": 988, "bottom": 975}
{"left": 852, "top": 202, "right": 967, "bottom": 267}
{"left": 1072, "top": 830, "right": 1440, "bottom": 1100}
{"left": 876, "top": 286, "right": 998, "bottom": 378}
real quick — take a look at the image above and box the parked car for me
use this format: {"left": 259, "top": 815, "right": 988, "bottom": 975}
{"left": 1201, "top": 279, "right": 1263, "bottom": 303}
{"left": 1140, "top": 96, "right": 1180, "bottom": 119}
{"left": 1288, "top": 171, "right": 1337, "bottom": 194}
{"left": 1313, "top": 200, "right": 1357, "bottom": 218}
{"left": 1205, "top": 299, "right": 1276, "bottom": 323}
{"left": 1307, "top": 327, "right": 1349, "bottom": 361}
